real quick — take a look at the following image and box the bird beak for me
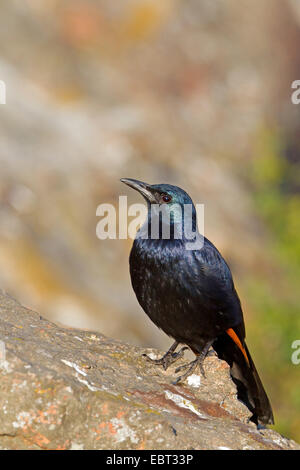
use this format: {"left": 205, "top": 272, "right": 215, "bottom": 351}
{"left": 120, "top": 178, "right": 157, "bottom": 203}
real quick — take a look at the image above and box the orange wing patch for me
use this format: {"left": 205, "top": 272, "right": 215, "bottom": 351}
{"left": 226, "top": 328, "right": 250, "bottom": 366}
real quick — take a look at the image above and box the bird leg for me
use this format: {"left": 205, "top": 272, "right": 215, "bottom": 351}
{"left": 143, "top": 341, "right": 188, "bottom": 371}
{"left": 172, "top": 341, "right": 214, "bottom": 385}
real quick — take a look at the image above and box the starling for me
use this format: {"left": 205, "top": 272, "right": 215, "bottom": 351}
{"left": 121, "top": 178, "right": 274, "bottom": 425}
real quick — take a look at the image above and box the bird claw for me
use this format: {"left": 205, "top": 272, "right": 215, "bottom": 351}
{"left": 171, "top": 376, "right": 182, "bottom": 386}
{"left": 199, "top": 362, "right": 206, "bottom": 378}
{"left": 172, "top": 367, "right": 204, "bottom": 385}
{"left": 169, "top": 346, "right": 189, "bottom": 366}
{"left": 142, "top": 353, "right": 170, "bottom": 370}
{"left": 142, "top": 346, "right": 188, "bottom": 371}
{"left": 175, "top": 362, "right": 190, "bottom": 374}
{"left": 143, "top": 342, "right": 212, "bottom": 384}
{"left": 173, "top": 357, "right": 203, "bottom": 384}
{"left": 172, "top": 343, "right": 213, "bottom": 384}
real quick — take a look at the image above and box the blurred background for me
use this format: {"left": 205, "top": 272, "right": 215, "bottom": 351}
{"left": 0, "top": 0, "right": 299, "bottom": 440}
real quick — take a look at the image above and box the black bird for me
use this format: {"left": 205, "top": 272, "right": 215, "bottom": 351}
{"left": 121, "top": 178, "right": 274, "bottom": 425}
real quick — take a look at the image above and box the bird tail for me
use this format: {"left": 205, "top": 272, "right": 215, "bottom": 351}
{"left": 213, "top": 329, "right": 274, "bottom": 425}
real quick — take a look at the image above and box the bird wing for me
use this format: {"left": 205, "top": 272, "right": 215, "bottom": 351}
{"left": 190, "top": 237, "right": 246, "bottom": 336}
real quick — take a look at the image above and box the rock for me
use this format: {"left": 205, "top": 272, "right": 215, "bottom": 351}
{"left": 0, "top": 292, "right": 298, "bottom": 450}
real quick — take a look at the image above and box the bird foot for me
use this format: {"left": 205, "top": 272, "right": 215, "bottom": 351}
{"left": 143, "top": 342, "right": 188, "bottom": 371}
{"left": 172, "top": 356, "right": 205, "bottom": 385}
{"left": 172, "top": 342, "right": 214, "bottom": 385}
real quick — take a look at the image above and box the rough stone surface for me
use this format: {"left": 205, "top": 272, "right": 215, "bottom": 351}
{"left": 0, "top": 292, "right": 298, "bottom": 450}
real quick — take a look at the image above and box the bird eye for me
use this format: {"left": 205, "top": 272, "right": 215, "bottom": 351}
{"left": 161, "top": 194, "right": 172, "bottom": 203}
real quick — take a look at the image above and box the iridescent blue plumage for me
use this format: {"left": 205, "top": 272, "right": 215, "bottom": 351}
{"left": 121, "top": 178, "right": 274, "bottom": 425}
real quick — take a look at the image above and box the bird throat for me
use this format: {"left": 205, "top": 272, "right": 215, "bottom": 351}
{"left": 137, "top": 208, "right": 199, "bottom": 243}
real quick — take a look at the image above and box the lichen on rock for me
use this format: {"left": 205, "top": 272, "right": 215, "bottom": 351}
{"left": 0, "top": 293, "right": 298, "bottom": 450}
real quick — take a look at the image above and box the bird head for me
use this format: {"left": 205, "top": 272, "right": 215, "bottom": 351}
{"left": 120, "top": 178, "right": 196, "bottom": 226}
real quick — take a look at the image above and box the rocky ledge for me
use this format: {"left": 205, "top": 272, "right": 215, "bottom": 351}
{"left": 0, "top": 292, "right": 298, "bottom": 450}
